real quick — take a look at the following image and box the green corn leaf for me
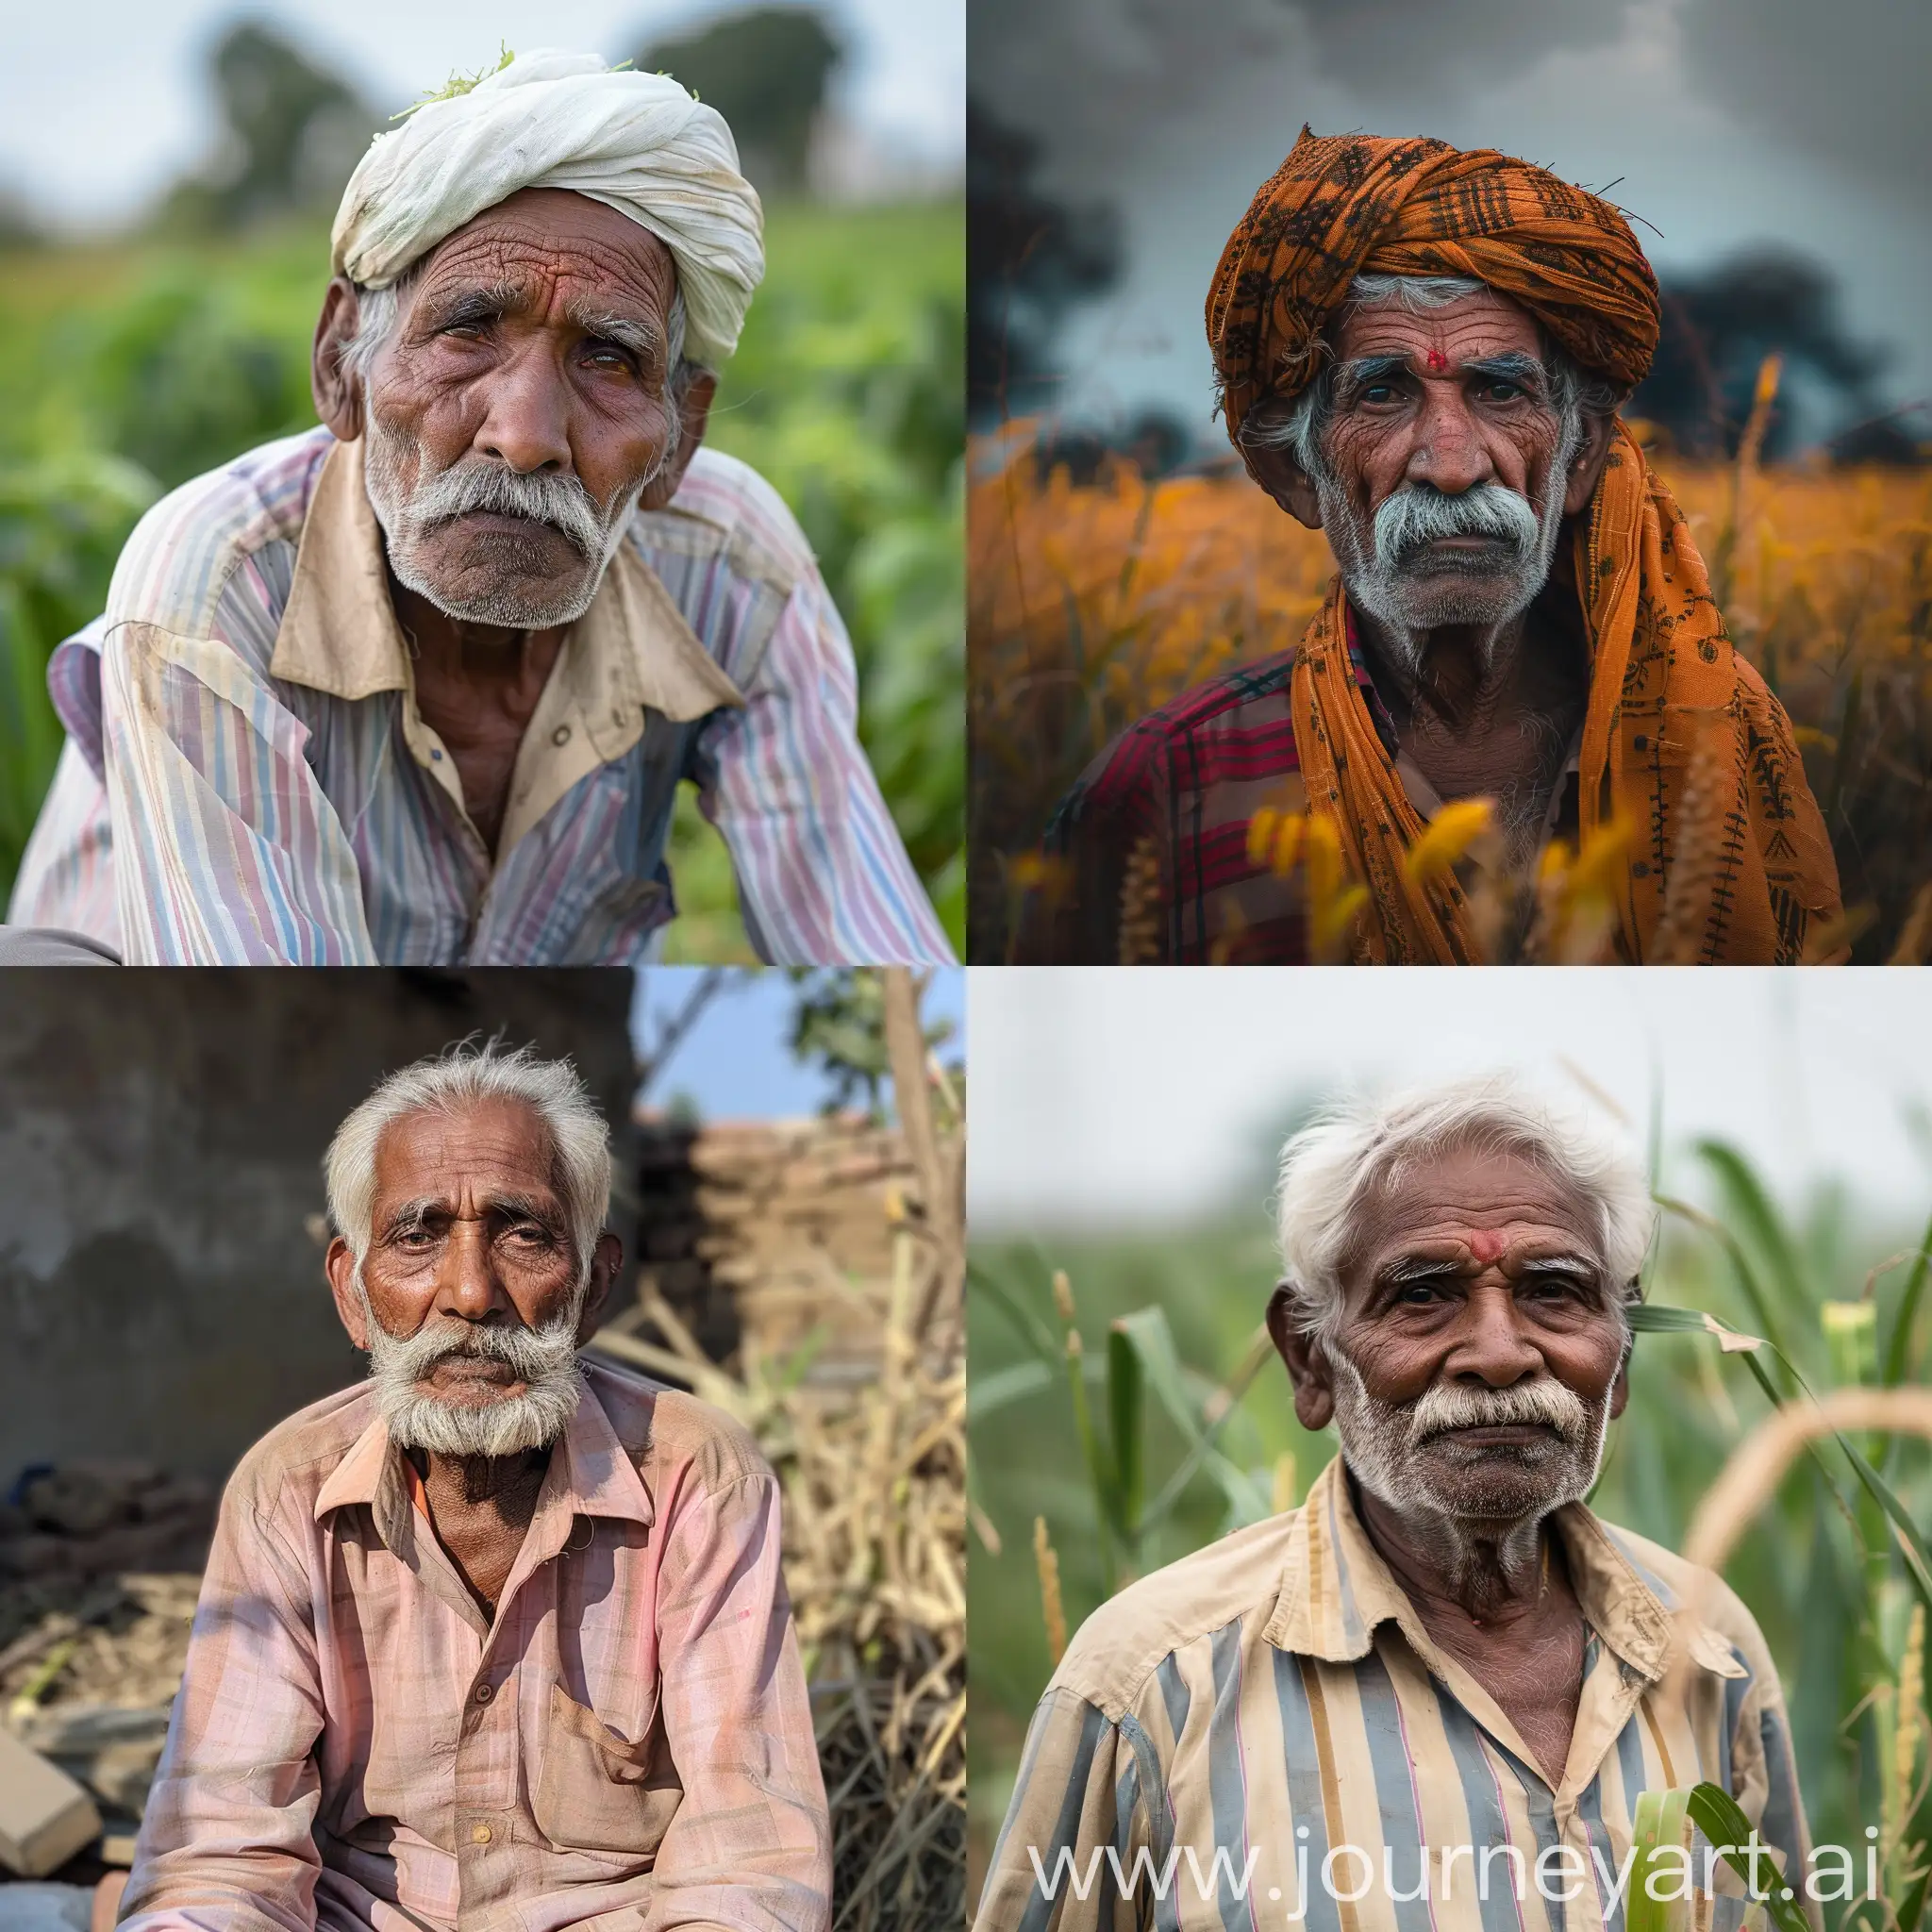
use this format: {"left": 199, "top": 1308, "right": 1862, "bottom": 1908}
{"left": 1656, "top": 1192, "right": 1796, "bottom": 1381}
{"left": 968, "top": 1358, "right": 1054, "bottom": 1422}
{"left": 968, "top": 1258, "right": 1062, "bottom": 1367}
{"left": 1680, "top": 1783, "right": 1812, "bottom": 1932}
{"left": 1883, "top": 1211, "right": 1932, "bottom": 1387}
{"left": 1628, "top": 1788, "right": 1693, "bottom": 1932}
{"left": 1631, "top": 1299, "right": 1932, "bottom": 1619}
{"left": 1107, "top": 1324, "right": 1146, "bottom": 1541}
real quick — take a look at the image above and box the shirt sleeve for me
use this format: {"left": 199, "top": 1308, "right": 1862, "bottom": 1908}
{"left": 120, "top": 1491, "right": 328, "bottom": 1932}
{"left": 974, "top": 1689, "right": 1148, "bottom": 1932}
{"left": 1723, "top": 1619, "right": 1820, "bottom": 1931}
{"left": 1010, "top": 726, "right": 1170, "bottom": 966}
{"left": 642, "top": 1471, "right": 832, "bottom": 1932}
{"left": 7, "top": 738, "right": 122, "bottom": 950}
{"left": 690, "top": 574, "right": 955, "bottom": 966}
{"left": 100, "top": 617, "right": 376, "bottom": 963}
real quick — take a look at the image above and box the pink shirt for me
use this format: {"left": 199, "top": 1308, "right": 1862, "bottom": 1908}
{"left": 122, "top": 1360, "right": 830, "bottom": 1932}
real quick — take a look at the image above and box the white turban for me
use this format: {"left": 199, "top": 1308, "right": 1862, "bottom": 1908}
{"left": 331, "top": 49, "right": 765, "bottom": 367}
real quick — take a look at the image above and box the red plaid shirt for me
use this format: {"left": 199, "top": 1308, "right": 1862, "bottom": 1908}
{"left": 1015, "top": 628, "right": 1579, "bottom": 963}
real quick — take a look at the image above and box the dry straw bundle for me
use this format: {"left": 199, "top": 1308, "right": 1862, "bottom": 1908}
{"left": 594, "top": 971, "right": 966, "bottom": 1932}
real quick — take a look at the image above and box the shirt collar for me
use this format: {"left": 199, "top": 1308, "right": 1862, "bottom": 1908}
{"left": 312, "top": 1368, "right": 656, "bottom": 1534}
{"left": 1263, "top": 1453, "right": 1744, "bottom": 1685}
{"left": 271, "top": 434, "right": 743, "bottom": 724}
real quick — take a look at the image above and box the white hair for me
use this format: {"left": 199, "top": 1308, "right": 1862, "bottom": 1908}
{"left": 1240, "top": 273, "right": 1620, "bottom": 481}
{"left": 324, "top": 1041, "right": 612, "bottom": 1285}
{"left": 1273, "top": 1074, "right": 1655, "bottom": 1340}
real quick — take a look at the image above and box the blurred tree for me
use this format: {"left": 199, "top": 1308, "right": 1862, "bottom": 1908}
{"left": 158, "top": 23, "right": 376, "bottom": 233}
{"left": 1632, "top": 250, "right": 1893, "bottom": 461}
{"left": 786, "top": 969, "right": 956, "bottom": 1118}
{"left": 636, "top": 8, "right": 842, "bottom": 197}
{"left": 967, "top": 98, "right": 1120, "bottom": 424}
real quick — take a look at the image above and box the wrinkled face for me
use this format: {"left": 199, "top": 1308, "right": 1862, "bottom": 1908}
{"left": 349, "top": 1095, "right": 589, "bottom": 1457}
{"left": 358, "top": 188, "right": 684, "bottom": 629}
{"left": 1313, "top": 289, "right": 1578, "bottom": 638}
{"left": 1325, "top": 1145, "right": 1628, "bottom": 1524}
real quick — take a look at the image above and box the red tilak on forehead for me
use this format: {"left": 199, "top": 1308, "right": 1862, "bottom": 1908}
{"left": 1424, "top": 347, "right": 1450, "bottom": 374}
{"left": 1464, "top": 1228, "right": 1510, "bottom": 1264}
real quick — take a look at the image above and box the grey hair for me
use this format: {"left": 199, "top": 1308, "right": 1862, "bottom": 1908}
{"left": 340, "top": 270, "right": 708, "bottom": 408}
{"left": 1239, "top": 273, "right": 1622, "bottom": 482}
{"left": 324, "top": 1041, "right": 612, "bottom": 1284}
{"left": 1272, "top": 1073, "right": 1655, "bottom": 1341}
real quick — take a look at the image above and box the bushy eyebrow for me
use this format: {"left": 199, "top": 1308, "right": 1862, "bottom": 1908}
{"left": 375, "top": 1191, "right": 564, "bottom": 1239}
{"left": 564, "top": 303, "right": 668, "bottom": 370}
{"left": 414, "top": 282, "right": 523, "bottom": 335}
{"left": 1335, "top": 354, "right": 1410, "bottom": 403}
{"left": 1464, "top": 350, "right": 1551, "bottom": 397}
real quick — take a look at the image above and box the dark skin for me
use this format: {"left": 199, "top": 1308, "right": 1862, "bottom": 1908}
{"left": 1269, "top": 1147, "right": 1632, "bottom": 1786}
{"left": 310, "top": 189, "right": 718, "bottom": 857}
{"left": 1247, "top": 292, "right": 1617, "bottom": 838}
{"left": 325, "top": 1096, "right": 623, "bottom": 1615}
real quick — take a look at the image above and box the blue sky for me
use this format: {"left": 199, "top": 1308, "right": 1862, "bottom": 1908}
{"left": 630, "top": 967, "right": 964, "bottom": 1120}
{"left": 2, "top": 0, "right": 962, "bottom": 230}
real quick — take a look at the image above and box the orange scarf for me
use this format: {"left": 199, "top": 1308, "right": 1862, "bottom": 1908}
{"left": 1289, "top": 425, "right": 1842, "bottom": 963}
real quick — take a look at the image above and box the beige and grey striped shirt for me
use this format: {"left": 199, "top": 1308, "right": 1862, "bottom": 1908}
{"left": 977, "top": 1456, "right": 1808, "bottom": 1932}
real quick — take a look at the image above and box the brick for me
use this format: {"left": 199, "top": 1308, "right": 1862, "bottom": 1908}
{"left": 0, "top": 1726, "right": 101, "bottom": 1877}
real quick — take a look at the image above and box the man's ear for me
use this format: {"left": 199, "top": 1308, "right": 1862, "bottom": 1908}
{"left": 326, "top": 1238, "right": 370, "bottom": 1350}
{"left": 575, "top": 1230, "right": 625, "bottom": 1345}
{"left": 1561, "top": 407, "right": 1620, "bottom": 517}
{"left": 1608, "top": 1304, "right": 1637, "bottom": 1421}
{"left": 637, "top": 371, "right": 717, "bottom": 512}
{"left": 1267, "top": 1281, "right": 1336, "bottom": 1431}
{"left": 1241, "top": 441, "right": 1324, "bottom": 530}
{"left": 312, "top": 278, "right": 366, "bottom": 442}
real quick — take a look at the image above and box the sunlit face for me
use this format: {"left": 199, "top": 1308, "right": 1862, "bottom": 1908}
{"left": 357, "top": 188, "right": 684, "bottom": 628}
{"left": 1324, "top": 1145, "right": 1628, "bottom": 1522}
{"left": 335, "top": 1096, "right": 591, "bottom": 1457}
{"left": 1311, "top": 290, "right": 1578, "bottom": 638}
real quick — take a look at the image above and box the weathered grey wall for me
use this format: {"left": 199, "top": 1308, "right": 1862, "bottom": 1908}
{"left": 0, "top": 969, "right": 638, "bottom": 1485}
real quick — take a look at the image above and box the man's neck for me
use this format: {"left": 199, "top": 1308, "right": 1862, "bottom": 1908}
{"left": 389, "top": 576, "right": 569, "bottom": 857}
{"left": 1352, "top": 1474, "right": 1558, "bottom": 1627}
{"left": 391, "top": 578, "right": 568, "bottom": 689}
{"left": 408, "top": 1443, "right": 552, "bottom": 1615}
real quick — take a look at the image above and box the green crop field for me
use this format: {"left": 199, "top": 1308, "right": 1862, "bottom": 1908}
{"left": 0, "top": 197, "right": 964, "bottom": 958}
{"left": 969, "top": 1134, "right": 1932, "bottom": 1927}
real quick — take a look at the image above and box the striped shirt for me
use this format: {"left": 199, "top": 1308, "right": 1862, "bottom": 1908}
{"left": 976, "top": 1456, "right": 1809, "bottom": 1932}
{"left": 8, "top": 427, "right": 952, "bottom": 965}
{"left": 122, "top": 1358, "right": 831, "bottom": 1932}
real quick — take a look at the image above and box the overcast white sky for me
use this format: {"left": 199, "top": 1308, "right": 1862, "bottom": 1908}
{"left": 968, "top": 970, "right": 1932, "bottom": 1235}
{"left": 972, "top": 0, "right": 1931, "bottom": 432}
{"left": 3, "top": 0, "right": 962, "bottom": 231}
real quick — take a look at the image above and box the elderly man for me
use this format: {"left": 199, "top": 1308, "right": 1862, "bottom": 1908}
{"left": 1021, "top": 132, "right": 1841, "bottom": 965}
{"left": 8, "top": 50, "right": 948, "bottom": 966}
{"left": 106, "top": 1043, "right": 830, "bottom": 1932}
{"left": 976, "top": 1076, "right": 1810, "bottom": 1932}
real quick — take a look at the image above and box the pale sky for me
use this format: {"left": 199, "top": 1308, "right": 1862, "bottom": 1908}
{"left": 3, "top": 0, "right": 963, "bottom": 230}
{"left": 968, "top": 970, "right": 1932, "bottom": 1234}
{"left": 972, "top": 0, "right": 1931, "bottom": 433}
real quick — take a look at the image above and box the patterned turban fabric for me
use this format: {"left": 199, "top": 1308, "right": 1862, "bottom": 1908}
{"left": 1205, "top": 130, "right": 1841, "bottom": 964}
{"left": 332, "top": 50, "right": 765, "bottom": 368}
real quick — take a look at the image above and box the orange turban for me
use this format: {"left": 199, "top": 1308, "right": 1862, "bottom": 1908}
{"left": 1207, "top": 128, "right": 1661, "bottom": 441}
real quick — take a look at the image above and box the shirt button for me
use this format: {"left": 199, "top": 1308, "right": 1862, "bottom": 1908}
{"left": 471, "top": 1823, "right": 492, "bottom": 1845}
{"left": 552, "top": 724, "right": 572, "bottom": 746}
{"left": 474, "top": 1682, "right": 493, "bottom": 1704}
{"left": 430, "top": 748, "right": 443, "bottom": 761}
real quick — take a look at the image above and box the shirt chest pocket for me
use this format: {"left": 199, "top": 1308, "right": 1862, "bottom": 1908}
{"left": 532, "top": 1682, "right": 683, "bottom": 1857}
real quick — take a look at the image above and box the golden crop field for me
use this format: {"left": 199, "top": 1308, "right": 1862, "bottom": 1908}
{"left": 968, "top": 422, "right": 1932, "bottom": 963}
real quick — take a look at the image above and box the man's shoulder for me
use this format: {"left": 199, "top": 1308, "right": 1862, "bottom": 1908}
{"left": 634, "top": 445, "right": 813, "bottom": 603}
{"left": 105, "top": 427, "right": 334, "bottom": 640}
{"left": 223, "top": 1382, "right": 377, "bottom": 1522}
{"left": 584, "top": 1357, "right": 774, "bottom": 1494}
{"left": 1048, "top": 1510, "right": 1300, "bottom": 1723}
{"left": 1076, "top": 649, "right": 1301, "bottom": 806}
{"left": 1590, "top": 1514, "right": 1778, "bottom": 1673}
